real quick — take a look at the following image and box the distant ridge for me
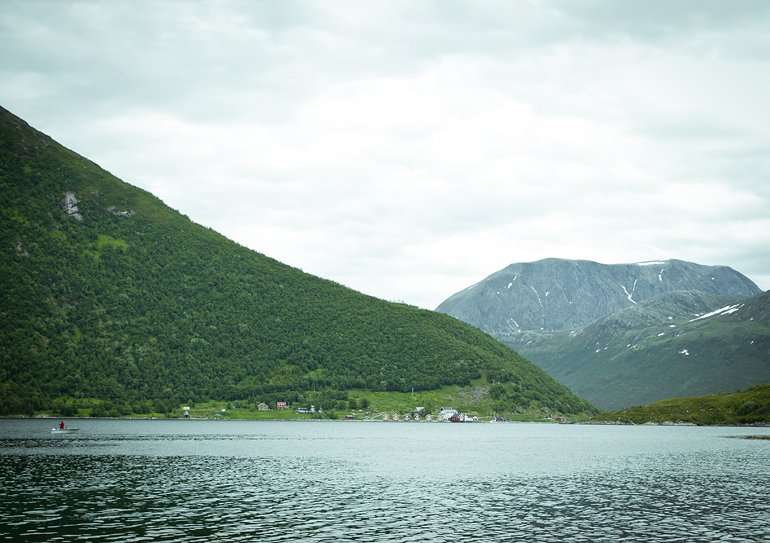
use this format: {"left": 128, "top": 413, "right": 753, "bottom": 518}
{"left": 437, "top": 258, "right": 766, "bottom": 409}
{"left": 437, "top": 258, "right": 760, "bottom": 335}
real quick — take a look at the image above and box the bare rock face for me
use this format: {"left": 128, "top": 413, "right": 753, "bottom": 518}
{"left": 436, "top": 258, "right": 761, "bottom": 336}
{"left": 107, "top": 206, "right": 135, "bottom": 218}
{"left": 15, "top": 240, "right": 29, "bottom": 257}
{"left": 62, "top": 191, "right": 83, "bottom": 221}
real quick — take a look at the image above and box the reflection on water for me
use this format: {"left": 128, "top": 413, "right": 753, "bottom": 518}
{"left": 0, "top": 420, "right": 768, "bottom": 542}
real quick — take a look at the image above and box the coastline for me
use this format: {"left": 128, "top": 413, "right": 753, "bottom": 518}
{"left": 2, "top": 414, "right": 769, "bottom": 428}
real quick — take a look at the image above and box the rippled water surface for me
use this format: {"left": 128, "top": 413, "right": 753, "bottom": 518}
{"left": 1, "top": 420, "right": 769, "bottom": 542}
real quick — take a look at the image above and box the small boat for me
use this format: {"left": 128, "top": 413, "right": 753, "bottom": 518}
{"left": 51, "top": 428, "right": 80, "bottom": 434}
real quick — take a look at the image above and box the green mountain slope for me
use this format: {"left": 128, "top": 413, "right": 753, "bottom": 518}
{"left": 0, "top": 106, "right": 592, "bottom": 416}
{"left": 505, "top": 290, "right": 770, "bottom": 409}
{"left": 598, "top": 384, "right": 770, "bottom": 425}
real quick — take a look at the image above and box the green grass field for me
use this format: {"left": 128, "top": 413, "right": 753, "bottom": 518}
{"left": 174, "top": 382, "right": 577, "bottom": 422}
{"left": 26, "top": 378, "right": 592, "bottom": 422}
{"left": 596, "top": 384, "right": 770, "bottom": 425}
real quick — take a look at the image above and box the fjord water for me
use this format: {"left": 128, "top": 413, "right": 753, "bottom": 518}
{"left": 1, "top": 420, "right": 768, "bottom": 542}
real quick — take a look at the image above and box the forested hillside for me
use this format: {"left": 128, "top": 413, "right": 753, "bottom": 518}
{"left": 0, "top": 106, "right": 592, "bottom": 416}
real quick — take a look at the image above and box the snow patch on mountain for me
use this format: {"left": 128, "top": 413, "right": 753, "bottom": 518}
{"left": 688, "top": 304, "right": 743, "bottom": 322}
{"left": 621, "top": 284, "right": 637, "bottom": 305}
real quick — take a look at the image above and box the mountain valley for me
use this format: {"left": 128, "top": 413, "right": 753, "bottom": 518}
{"left": 438, "top": 259, "right": 768, "bottom": 409}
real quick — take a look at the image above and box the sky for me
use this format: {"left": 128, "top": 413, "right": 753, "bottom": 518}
{"left": 2, "top": 0, "right": 769, "bottom": 308}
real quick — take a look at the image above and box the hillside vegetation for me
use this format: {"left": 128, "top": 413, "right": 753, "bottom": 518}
{"left": 598, "top": 384, "right": 770, "bottom": 425}
{"left": 0, "top": 106, "right": 593, "bottom": 417}
{"left": 506, "top": 290, "right": 770, "bottom": 409}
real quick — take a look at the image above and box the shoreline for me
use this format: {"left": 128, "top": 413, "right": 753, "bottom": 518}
{"left": 2, "top": 415, "right": 769, "bottom": 428}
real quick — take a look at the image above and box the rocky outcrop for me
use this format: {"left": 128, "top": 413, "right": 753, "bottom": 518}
{"left": 15, "top": 240, "right": 28, "bottom": 257}
{"left": 107, "top": 206, "right": 135, "bottom": 218}
{"left": 62, "top": 191, "right": 82, "bottom": 221}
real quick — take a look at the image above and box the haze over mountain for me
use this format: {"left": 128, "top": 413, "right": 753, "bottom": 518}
{"left": 438, "top": 258, "right": 768, "bottom": 409}
{"left": 0, "top": 106, "right": 592, "bottom": 417}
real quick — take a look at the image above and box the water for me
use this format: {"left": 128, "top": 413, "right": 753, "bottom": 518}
{"left": 1, "top": 420, "right": 768, "bottom": 542}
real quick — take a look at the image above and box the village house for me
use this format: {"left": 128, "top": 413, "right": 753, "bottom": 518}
{"left": 276, "top": 401, "right": 288, "bottom": 410}
{"left": 438, "top": 407, "right": 458, "bottom": 421}
{"left": 257, "top": 402, "right": 269, "bottom": 411}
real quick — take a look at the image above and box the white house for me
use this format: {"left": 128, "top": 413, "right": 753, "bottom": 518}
{"left": 438, "top": 407, "right": 458, "bottom": 421}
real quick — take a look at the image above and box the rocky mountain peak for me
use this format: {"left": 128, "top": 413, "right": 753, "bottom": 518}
{"left": 437, "top": 258, "right": 761, "bottom": 335}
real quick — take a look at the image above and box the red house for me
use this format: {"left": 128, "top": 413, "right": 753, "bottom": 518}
{"left": 276, "top": 401, "right": 288, "bottom": 410}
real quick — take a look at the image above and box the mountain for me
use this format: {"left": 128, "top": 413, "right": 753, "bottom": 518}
{"left": 597, "top": 383, "right": 770, "bottom": 425}
{"left": 437, "top": 258, "right": 767, "bottom": 409}
{"left": 0, "top": 105, "right": 593, "bottom": 417}
{"left": 437, "top": 258, "right": 760, "bottom": 336}
{"left": 507, "top": 290, "right": 770, "bottom": 409}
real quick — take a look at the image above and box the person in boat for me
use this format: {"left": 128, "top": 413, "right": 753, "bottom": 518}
{"left": 59, "top": 420, "right": 65, "bottom": 430}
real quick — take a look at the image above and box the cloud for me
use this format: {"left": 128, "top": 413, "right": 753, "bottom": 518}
{"left": 2, "top": 0, "right": 769, "bottom": 308}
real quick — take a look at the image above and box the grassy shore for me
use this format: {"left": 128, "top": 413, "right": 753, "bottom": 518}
{"left": 593, "top": 384, "right": 770, "bottom": 426}
{"left": 18, "top": 383, "right": 591, "bottom": 422}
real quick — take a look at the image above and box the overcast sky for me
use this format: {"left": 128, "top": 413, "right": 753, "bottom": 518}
{"left": 2, "top": 1, "right": 769, "bottom": 308}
